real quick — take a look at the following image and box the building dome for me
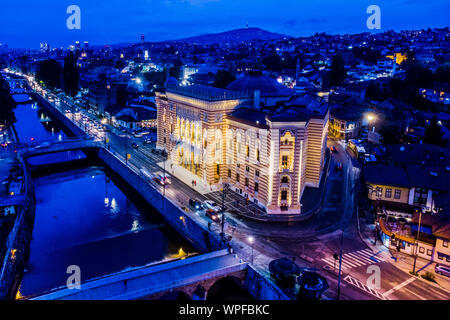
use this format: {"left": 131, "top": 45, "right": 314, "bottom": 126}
{"left": 226, "top": 73, "right": 286, "bottom": 94}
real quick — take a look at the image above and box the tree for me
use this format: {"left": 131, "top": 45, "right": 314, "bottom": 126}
{"left": 63, "top": 51, "right": 80, "bottom": 97}
{"left": 424, "top": 116, "right": 444, "bottom": 146}
{"left": 212, "top": 70, "right": 236, "bottom": 89}
{"left": 36, "top": 59, "right": 62, "bottom": 89}
{"left": 115, "top": 59, "right": 127, "bottom": 71}
{"left": 329, "top": 53, "right": 347, "bottom": 87}
{"left": 0, "top": 77, "right": 17, "bottom": 126}
{"left": 262, "top": 52, "right": 283, "bottom": 72}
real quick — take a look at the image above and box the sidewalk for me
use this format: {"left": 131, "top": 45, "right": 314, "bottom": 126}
{"left": 359, "top": 219, "right": 450, "bottom": 293}
{"left": 156, "top": 159, "right": 215, "bottom": 195}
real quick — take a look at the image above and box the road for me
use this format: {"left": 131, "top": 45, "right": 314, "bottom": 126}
{"left": 20, "top": 75, "right": 450, "bottom": 300}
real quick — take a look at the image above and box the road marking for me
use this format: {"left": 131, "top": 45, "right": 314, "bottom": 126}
{"left": 404, "top": 287, "right": 427, "bottom": 300}
{"left": 344, "top": 275, "right": 388, "bottom": 300}
{"left": 383, "top": 277, "right": 416, "bottom": 297}
{"left": 346, "top": 252, "right": 374, "bottom": 264}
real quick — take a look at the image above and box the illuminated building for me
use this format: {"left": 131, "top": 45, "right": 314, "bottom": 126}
{"left": 156, "top": 75, "right": 329, "bottom": 214}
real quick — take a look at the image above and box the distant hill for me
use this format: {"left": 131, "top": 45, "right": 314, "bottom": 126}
{"left": 171, "top": 27, "right": 290, "bottom": 44}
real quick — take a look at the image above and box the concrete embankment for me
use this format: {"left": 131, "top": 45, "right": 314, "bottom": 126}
{"left": 0, "top": 155, "right": 35, "bottom": 300}
{"left": 30, "top": 93, "right": 86, "bottom": 138}
{"left": 97, "top": 148, "right": 225, "bottom": 253}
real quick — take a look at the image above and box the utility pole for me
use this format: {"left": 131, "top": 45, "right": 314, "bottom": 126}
{"left": 412, "top": 208, "right": 423, "bottom": 274}
{"left": 221, "top": 183, "right": 229, "bottom": 239}
{"left": 337, "top": 224, "right": 344, "bottom": 299}
{"left": 125, "top": 134, "right": 128, "bottom": 166}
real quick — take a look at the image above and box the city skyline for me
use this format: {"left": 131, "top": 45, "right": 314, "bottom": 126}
{"left": 0, "top": 0, "right": 449, "bottom": 48}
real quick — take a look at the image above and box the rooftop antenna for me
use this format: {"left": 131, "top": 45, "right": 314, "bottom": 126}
{"left": 246, "top": 22, "right": 249, "bottom": 28}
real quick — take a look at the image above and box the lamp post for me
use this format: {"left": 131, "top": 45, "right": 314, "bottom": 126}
{"left": 412, "top": 208, "right": 424, "bottom": 274}
{"left": 220, "top": 183, "right": 230, "bottom": 239}
{"left": 248, "top": 236, "right": 254, "bottom": 265}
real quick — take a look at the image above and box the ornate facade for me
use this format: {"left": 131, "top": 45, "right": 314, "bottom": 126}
{"left": 157, "top": 79, "right": 329, "bottom": 215}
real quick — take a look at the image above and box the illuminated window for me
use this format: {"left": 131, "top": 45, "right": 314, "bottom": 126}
{"left": 228, "top": 169, "right": 231, "bottom": 178}
{"left": 376, "top": 187, "right": 382, "bottom": 197}
{"left": 385, "top": 188, "right": 392, "bottom": 198}
{"left": 282, "top": 156, "right": 288, "bottom": 168}
{"left": 236, "top": 173, "right": 240, "bottom": 182}
{"left": 394, "top": 189, "right": 401, "bottom": 199}
{"left": 256, "top": 148, "right": 260, "bottom": 162}
{"left": 245, "top": 178, "right": 249, "bottom": 187}
{"left": 246, "top": 145, "right": 250, "bottom": 157}
{"left": 254, "top": 183, "right": 259, "bottom": 192}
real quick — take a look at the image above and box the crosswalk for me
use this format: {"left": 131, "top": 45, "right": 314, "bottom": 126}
{"left": 344, "top": 275, "right": 388, "bottom": 300}
{"left": 322, "top": 249, "right": 386, "bottom": 271}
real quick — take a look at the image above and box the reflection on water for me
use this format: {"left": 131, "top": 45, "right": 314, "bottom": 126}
{"left": 12, "top": 94, "right": 67, "bottom": 143}
{"left": 20, "top": 166, "right": 194, "bottom": 297}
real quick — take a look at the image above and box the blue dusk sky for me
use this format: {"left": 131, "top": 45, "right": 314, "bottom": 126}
{"left": 0, "top": 0, "right": 449, "bottom": 48}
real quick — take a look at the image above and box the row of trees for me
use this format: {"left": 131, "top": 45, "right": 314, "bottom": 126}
{"left": 0, "top": 77, "right": 17, "bottom": 126}
{"left": 35, "top": 52, "right": 80, "bottom": 97}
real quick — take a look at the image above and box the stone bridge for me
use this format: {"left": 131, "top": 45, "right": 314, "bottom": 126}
{"left": 20, "top": 138, "right": 101, "bottom": 160}
{"left": 29, "top": 249, "right": 248, "bottom": 300}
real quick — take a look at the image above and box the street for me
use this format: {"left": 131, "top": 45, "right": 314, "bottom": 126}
{"left": 25, "top": 77, "right": 450, "bottom": 300}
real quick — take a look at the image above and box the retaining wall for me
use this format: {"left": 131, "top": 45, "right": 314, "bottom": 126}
{"left": 97, "top": 148, "right": 224, "bottom": 253}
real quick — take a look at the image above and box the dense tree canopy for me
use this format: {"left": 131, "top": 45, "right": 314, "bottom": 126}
{"left": 212, "top": 70, "right": 236, "bottom": 89}
{"left": 63, "top": 51, "right": 80, "bottom": 97}
{"left": 0, "top": 77, "right": 17, "bottom": 126}
{"left": 36, "top": 59, "right": 62, "bottom": 89}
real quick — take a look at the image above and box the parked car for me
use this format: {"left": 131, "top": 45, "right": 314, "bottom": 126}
{"left": 205, "top": 209, "right": 221, "bottom": 223}
{"left": 131, "top": 143, "right": 139, "bottom": 149}
{"left": 331, "top": 146, "right": 337, "bottom": 153}
{"left": 189, "top": 199, "right": 203, "bottom": 210}
{"left": 203, "top": 200, "right": 221, "bottom": 212}
{"left": 335, "top": 162, "right": 343, "bottom": 170}
{"left": 435, "top": 264, "right": 450, "bottom": 278}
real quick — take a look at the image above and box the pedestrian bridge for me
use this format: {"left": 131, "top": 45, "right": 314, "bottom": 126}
{"left": 29, "top": 249, "right": 247, "bottom": 300}
{"left": 20, "top": 138, "right": 101, "bottom": 160}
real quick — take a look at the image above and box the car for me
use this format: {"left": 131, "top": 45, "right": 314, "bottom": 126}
{"left": 131, "top": 143, "right": 139, "bottom": 149}
{"left": 189, "top": 199, "right": 203, "bottom": 210}
{"left": 331, "top": 146, "right": 337, "bottom": 153}
{"left": 205, "top": 209, "right": 221, "bottom": 223}
{"left": 335, "top": 162, "right": 343, "bottom": 170}
{"left": 435, "top": 264, "right": 450, "bottom": 277}
{"left": 143, "top": 138, "right": 152, "bottom": 145}
{"left": 153, "top": 172, "right": 171, "bottom": 185}
{"left": 203, "top": 200, "right": 221, "bottom": 212}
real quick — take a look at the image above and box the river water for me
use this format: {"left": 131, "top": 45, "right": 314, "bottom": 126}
{"left": 12, "top": 94, "right": 194, "bottom": 298}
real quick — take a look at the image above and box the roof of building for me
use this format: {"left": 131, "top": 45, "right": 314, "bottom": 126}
{"left": 166, "top": 84, "right": 251, "bottom": 101}
{"left": 385, "top": 144, "right": 450, "bottom": 167}
{"left": 404, "top": 164, "right": 450, "bottom": 192}
{"left": 226, "top": 73, "right": 293, "bottom": 96}
{"left": 227, "top": 108, "right": 269, "bottom": 128}
{"left": 363, "top": 165, "right": 410, "bottom": 188}
{"left": 411, "top": 212, "right": 450, "bottom": 240}
{"left": 116, "top": 114, "right": 136, "bottom": 123}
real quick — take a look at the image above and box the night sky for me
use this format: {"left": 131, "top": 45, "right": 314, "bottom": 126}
{"left": 1, "top": 0, "right": 449, "bottom": 48}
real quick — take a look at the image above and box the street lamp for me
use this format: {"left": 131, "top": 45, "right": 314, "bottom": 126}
{"left": 412, "top": 208, "right": 424, "bottom": 274}
{"left": 221, "top": 183, "right": 230, "bottom": 239}
{"left": 248, "top": 236, "right": 254, "bottom": 264}
{"left": 366, "top": 113, "right": 376, "bottom": 132}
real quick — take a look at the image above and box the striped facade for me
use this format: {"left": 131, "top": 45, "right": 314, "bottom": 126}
{"left": 156, "top": 89, "right": 329, "bottom": 215}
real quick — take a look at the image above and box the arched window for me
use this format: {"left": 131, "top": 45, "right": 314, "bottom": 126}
{"left": 281, "top": 176, "right": 289, "bottom": 184}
